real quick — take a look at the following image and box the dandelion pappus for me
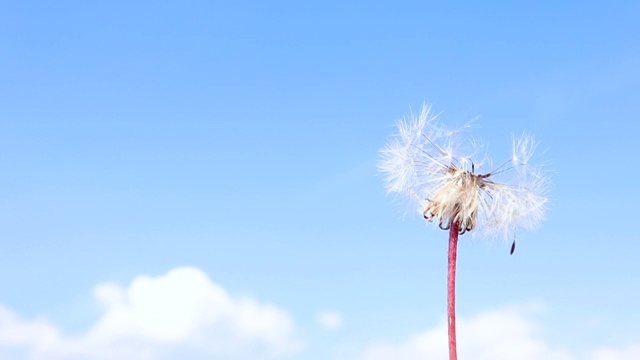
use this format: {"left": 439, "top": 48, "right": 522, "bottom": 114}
{"left": 379, "top": 103, "right": 548, "bottom": 245}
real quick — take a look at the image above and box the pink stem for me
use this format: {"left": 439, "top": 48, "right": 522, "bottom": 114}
{"left": 448, "top": 221, "right": 459, "bottom": 360}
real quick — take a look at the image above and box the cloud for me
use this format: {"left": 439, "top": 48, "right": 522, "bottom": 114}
{"left": 357, "top": 302, "right": 640, "bottom": 360}
{"left": 590, "top": 345, "right": 640, "bottom": 360}
{"left": 0, "top": 267, "right": 301, "bottom": 360}
{"left": 316, "top": 311, "right": 343, "bottom": 331}
{"left": 359, "top": 302, "right": 573, "bottom": 360}
{"left": 1, "top": 276, "right": 637, "bottom": 360}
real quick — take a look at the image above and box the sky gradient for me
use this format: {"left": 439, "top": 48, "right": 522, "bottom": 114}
{"left": 1, "top": 1, "right": 640, "bottom": 359}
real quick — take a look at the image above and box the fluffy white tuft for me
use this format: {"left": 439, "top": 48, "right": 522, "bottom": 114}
{"left": 378, "top": 104, "right": 549, "bottom": 239}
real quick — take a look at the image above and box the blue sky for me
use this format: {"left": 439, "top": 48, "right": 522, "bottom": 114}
{"left": 1, "top": 1, "right": 640, "bottom": 359}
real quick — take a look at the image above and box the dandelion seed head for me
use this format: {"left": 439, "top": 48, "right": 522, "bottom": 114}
{"left": 378, "top": 103, "right": 549, "bottom": 240}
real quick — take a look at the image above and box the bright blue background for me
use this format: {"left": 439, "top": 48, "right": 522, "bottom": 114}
{"left": 1, "top": 1, "right": 639, "bottom": 358}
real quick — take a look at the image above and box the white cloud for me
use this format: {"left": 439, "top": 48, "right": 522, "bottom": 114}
{"left": 357, "top": 302, "right": 640, "bottom": 360}
{"left": 0, "top": 305, "right": 61, "bottom": 351}
{"left": 0, "top": 267, "right": 301, "bottom": 360}
{"left": 591, "top": 345, "right": 640, "bottom": 360}
{"left": 360, "top": 302, "right": 573, "bottom": 360}
{"left": 316, "top": 311, "right": 343, "bottom": 331}
{"left": 2, "top": 275, "right": 638, "bottom": 360}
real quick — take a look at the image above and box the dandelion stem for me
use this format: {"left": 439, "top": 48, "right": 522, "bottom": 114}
{"left": 447, "top": 221, "right": 459, "bottom": 360}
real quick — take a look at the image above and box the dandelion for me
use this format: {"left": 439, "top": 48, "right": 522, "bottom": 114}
{"left": 378, "top": 104, "right": 549, "bottom": 360}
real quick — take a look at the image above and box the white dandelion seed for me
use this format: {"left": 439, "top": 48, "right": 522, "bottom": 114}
{"left": 378, "top": 103, "right": 550, "bottom": 360}
{"left": 378, "top": 103, "right": 549, "bottom": 239}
